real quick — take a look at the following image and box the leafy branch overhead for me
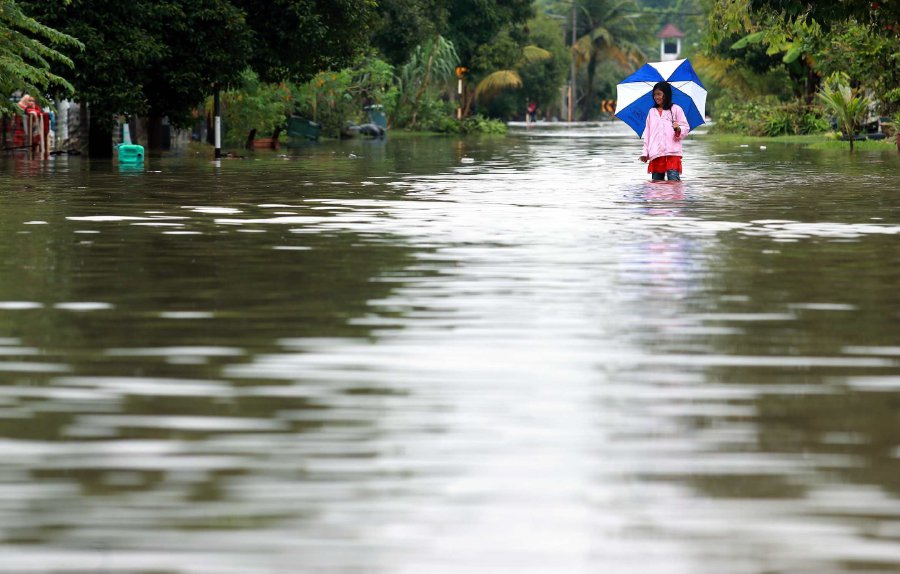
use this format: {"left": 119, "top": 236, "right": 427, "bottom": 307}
{"left": 0, "top": 0, "right": 83, "bottom": 114}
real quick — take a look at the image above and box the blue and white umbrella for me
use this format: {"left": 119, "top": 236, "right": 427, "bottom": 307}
{"left": 614, "top": 59, "right": 707, "bottom": 138}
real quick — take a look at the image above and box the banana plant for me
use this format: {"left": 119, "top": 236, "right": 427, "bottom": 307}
{"left": 395, "top": 36, "right": 459, "bottom": 128}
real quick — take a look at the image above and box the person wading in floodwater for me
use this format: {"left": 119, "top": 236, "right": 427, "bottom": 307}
{"left": 639, "top": 81, "right": 689, "bottom": 181}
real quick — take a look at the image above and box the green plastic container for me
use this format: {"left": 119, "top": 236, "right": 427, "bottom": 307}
{"left": 365, "top": 105, "right": 387, "bottom": 129}
{"left": 286, "top": 116, "right": 321, "bottom": 142}
{"left": 117, "top": 144, "right": 144, "bottom": 163}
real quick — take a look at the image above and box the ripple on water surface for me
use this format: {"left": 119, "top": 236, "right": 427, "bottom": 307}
{"left": 0, "top": 132, "right": 899, "bottom": 573}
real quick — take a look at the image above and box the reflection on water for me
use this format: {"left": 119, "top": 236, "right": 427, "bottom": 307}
{"left": 1, "top": 129, "right": 899, "bottom": 573}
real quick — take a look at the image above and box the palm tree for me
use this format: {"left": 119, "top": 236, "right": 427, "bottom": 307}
{"left": 567, "top": 0, "right": 648, "bottom": 120}
{"left": 817, "top": 73, "right": 871, "bottom": 151}
{"left": 474, "top": 45, "right": 554, "bottom": 102}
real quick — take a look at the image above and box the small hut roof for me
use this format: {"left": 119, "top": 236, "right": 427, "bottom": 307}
{"left": 657, "top": 23, "right": 685, "bottom": 39}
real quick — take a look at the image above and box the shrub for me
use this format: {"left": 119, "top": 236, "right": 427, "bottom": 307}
{"left": 816, "top": 72, "right": 871, "bottom": 150}
{"left": 431, "top": 114, "right": 462, "bottom": 134}
{"left": 291, "top": 57, "right": 396, "bottom": 138}
{"left": 396, "top": 96, "right": 454, "bottom": 132}
{"left": 459, "top": 115, "right": 508, "bottom": 135}
{"left": 292, "top": 70, "right": 360, "bottom": 138}
{"left": 762, "top": 109, "right": 793, "bottom": 136}
{"left": 429, "top": 114, "right": 508, "bottom": 135}
{"left": 799, "top": 110, "right": 830, "bottom": 134}
{"left": 215, "top": 70, "right": 293, "bottom": 146}
{"left": 711, "top": 97, "right": 829, "bottom": 137}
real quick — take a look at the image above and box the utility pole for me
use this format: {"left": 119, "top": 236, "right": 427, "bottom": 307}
{"left": 214, "top": 84, "right": 222, "bottom": 160}
{"left": 455, "top": 67, "right": 468, "bottom": 120}
{"left": 570, "top": 4, "right": 577, "bottom": 123}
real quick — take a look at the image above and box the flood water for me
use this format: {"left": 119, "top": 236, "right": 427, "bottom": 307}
{"left": 1, "top": 124, "right": 899, "bottom": 573}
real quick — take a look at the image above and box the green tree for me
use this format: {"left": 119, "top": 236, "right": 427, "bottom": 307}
{"left": 743, "top": 0, "right": 899, "bottom": 29}
{"left": 444, "top": 0, "right": 535, "bottom": 68}
{"left": 292, "top": 56, "right": 394, "bottom": 136}
{"left": 0, "top": 0, "right": 82, "bottom": 114}
{"left": 22, "top": 0, "right": 252, "bottom": 156}
{"left": 814, "top": 19, "right": 900, "bottom": 115}
{"left": 236, "top": 0, "right": 377, "bottom": 83}
{"left": 517, "top": 13, "right": 570, "bottom": 119}
{"left": 371, "top": 0, "right": 534, "bottom": 71}
{"left": 20, "top": 0, "right": 376, "bottom": 156}
{"left": 474, "top": 41, "right": 553, "bottom": 114}
{"left": 370, "top": 0, "right": 537, "bottom": 122}
{"left": 140, "top": 1, "right": 254, "bottom": 149}
{"left": 215, "top": 69, "right": 292, "bottom": 146}
{"left": 475, "top": 11, "right": 572, "bottom": 121}
{"left": 708, "top": 0, "right": 899, "bottom": 110}
{"left": 370, "top": 0, "right": 445, "bottom": 65}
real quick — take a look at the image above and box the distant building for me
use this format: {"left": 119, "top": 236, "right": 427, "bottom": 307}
{"left": 657, "top": 23, "right": 684, "bottom": 61}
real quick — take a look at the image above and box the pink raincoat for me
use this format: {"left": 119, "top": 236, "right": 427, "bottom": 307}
{"left": 641, "top": 104, "right": 689, "bottom": 162}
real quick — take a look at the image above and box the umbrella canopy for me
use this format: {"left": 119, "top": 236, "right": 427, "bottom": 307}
{"left": 614, "top": 59, "right": 707, "bottom": 138}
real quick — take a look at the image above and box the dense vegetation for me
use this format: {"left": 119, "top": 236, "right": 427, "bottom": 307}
{"left": 4, "top": 0, "right": 898, "bottom": 153}
{"left": 702, "top": 0, "right": 899, "bottom": 140}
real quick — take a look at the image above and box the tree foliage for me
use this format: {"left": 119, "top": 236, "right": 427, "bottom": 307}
{"left": 557, "top": 0, "right": 650, "bottom": 120}
{"left": 18, "top": 0, "right": 376, "bottom": 151}
{"left": 744, "top": 0, "right": 899, "bottom": 30}
{"left": 814, "top": 19, "right": 900, "bottom": 113}
{"left": 290, "top": 57, "right": 395, "bottom": 137}
{"left": 444, "top": 0, "right": 535, "bottom": 68}
{"left": 515, "top": 13, "right": 570, "bottom": 119}
{"left": 21, "top": 0, "right": 253, "bottom": 130}
{"left": 395, "top": 35, "right": 459, "bottom": 128}
{"left": 706, "top": 0, "right": 900, "bottom": 113}
{"left": 215, "top": 69, "right": 292, "bottom": 145}
{"left": 0, "top": 0, "right": 82, "bottom": 114}
{"left": 370, "top": 0, "right": 445, "bottom": 66}
{"left": 236, "top": 0, "right": 377, "bottom": 83}
{"left": 474, "top": 42, "right": 552, "bottom": 103}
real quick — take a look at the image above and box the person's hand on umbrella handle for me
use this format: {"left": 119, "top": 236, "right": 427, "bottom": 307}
{"left": 639, "top": 155, "right": 648, "bottom": 163}
{"left": 672, "top": 121, "right": 681, "bottom": 134}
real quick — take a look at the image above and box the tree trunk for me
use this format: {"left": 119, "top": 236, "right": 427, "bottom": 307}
{"left": 206, "top": 112, "right": 215, "bottom": 145}
{"left": 88, "top": 112, "right": 113, "bottom": 159}
{"left": 582, "top": 57, "right": 597, "bottom": 121}
{"left": 462, "top": 89, "right": 474, "bottom": 117}
{"left": 410, "top": 43, "right": 437, "bottom": 128}
{"left": 78, "top": 102, "right": 90, "bottom": 155}
{"left": 147, "top": 114, "right": 164, "bottom": 152}
{"left": 805, "top": 65, "right": 819, "bottom": 105}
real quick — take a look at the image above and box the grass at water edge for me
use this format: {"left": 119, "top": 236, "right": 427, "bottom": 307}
{"left": 701, "top": 132, "right": 897, "bottom": 151}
